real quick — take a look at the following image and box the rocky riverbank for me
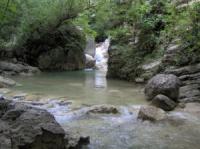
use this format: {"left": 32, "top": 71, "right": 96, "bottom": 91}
{"left": 0, "top": 77, "right": 90, "bottom": 149}
{"left": 0, "top": 98, "right": 90, "bottom": 149}
{"left": 0, "top": 60, "right": 40, "bottom": 76}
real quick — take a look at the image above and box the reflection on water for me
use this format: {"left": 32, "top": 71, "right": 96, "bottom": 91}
{"left": 11, "top": 70, "right": 145, "bottom": 106}
{"left": 94, "top": 71, "right": 107, "bottom": 88}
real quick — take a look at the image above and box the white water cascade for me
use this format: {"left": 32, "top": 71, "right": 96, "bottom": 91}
{"left": 95, "top": 38, "right": 110, "bottom": 72}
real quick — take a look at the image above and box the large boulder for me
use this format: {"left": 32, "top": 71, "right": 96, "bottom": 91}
{"left": 15, "top": 23, "right": 86, "bottom": 71}
{"left": 0, "top": 61, "right": 40, "bottom": 76}
{"left": 138, "top": 105, "right": 166, "bottom": 122}
{"left": 0, "top": 99, "right": 89, "bottom": 149}
{"left": 145, "top": 74, "right": 181, "bottom": 101}
{"left": 151, "top": 94, "right": 177, "bottom": 111}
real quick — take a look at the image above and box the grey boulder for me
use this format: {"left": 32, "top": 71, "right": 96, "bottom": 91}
{"left": 138, "top": 105, "right": 166, "bottom": 122}
{"left": 0, "top": 100, "right": 89, "bottom": 149}
{"left": 145, "top": 74, "right": 181, "bottom": 101}
{"left": 151, "top": 94, "right": 177, "bottom": 111}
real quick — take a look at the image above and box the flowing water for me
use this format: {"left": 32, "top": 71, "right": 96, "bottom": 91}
{"left": 8, "top": 39, "right": 200, "bottom": 149}
{"left": 95, "top": 38, "right": 110, "bottom": 71}
{"left": 10, "top": 71, "right": 200, "bottom": 149}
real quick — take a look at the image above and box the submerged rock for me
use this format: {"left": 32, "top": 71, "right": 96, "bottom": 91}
{"left": 145, "top": 74, "right": 181, "bottom": 101}
{"left": 151, "top": 94, "right": 177, "bottom": 111}
{"left": 0, "top": 76, "right": 16, "bottom": 88}
{"left": 87, "top": 105, "right": 119, "bottom": 114}
{"left": 0, "top": 100, "right": 89, "bottom": 149}
{"left": 138, "top": 105, "right": 166, "bottom": 122}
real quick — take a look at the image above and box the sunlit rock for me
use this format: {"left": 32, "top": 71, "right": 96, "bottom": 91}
{"left": 138, "top": 105, "right": 166, "bottom": 122}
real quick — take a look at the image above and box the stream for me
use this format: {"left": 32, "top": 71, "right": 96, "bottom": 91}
{"left": 6, "top": 39, "right": 200, "bottom": 149}
{"left": 9, "top": 70, "right": 200, "bottom": 149}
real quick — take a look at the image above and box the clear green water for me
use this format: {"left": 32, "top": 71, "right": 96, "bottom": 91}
{"left": 11, "top": 70, "right": 146, "bottom": 106}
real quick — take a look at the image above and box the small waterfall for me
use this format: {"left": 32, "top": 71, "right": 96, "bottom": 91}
{"left": 95, "top": 38, "right": 110, "bottom": 72}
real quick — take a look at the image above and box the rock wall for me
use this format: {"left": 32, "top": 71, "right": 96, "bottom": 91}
{"left": 161, "top": 38, "right": 200, "bottom": 103}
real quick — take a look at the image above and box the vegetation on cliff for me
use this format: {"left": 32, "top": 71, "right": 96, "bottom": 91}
{"left": 73, "top": 0, "right": 200, "bottom": 81}
{"left": 0, "top": 0, "right": 199, "bottom": 74}
{"left": 0, "top": 0, "right": 89, "bottom": 70}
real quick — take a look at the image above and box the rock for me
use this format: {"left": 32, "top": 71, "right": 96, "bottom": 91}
{"left": 181, "top": 97, "right": 200, "bottom": 103}
{"left": 16, "top": 23, "right": 86, "bottom": 71}
{"left": 0, "top": 95, "right": 5, "bottom": 100}
{"left": 182, "top": 79, "right": 200, "bottom": 86}
{"left": 0, "top": 100, "right": 89, "bottom": 149}
{"left": 135, "top": 78, "right": 145, "bottom": 83}
{"left": 179, "top": 72, "right": 200, "bottom": 81}
{"left": 0, "top": 88, "right": 11, "bottom": 94}
{"left": 141, "top": 60, "right": 161, "bottom": 71}
{"left": 13, "top": 93, "right": 27, "bottom": 101}
{"left": 0, "top": 61, "right": 40, "bottom": 76}
{"left": 179, "top": 84, "right": 200, "bottom": 103}
{"left": 162, "top": 44, "right": 182, "bottom": 66}
{"left": 145, "top": 74, "right": 181, "bottom": 101}
{"left": 165, "top": 112, "right": 187, "bottom": 126}
{"left": 85, "top": 54, "right": 95, "bottom": 68}
{"left": 138, "top": 105, "right": 166, "bottom": 122}
{"left": 151, "top": 94, "right": 177, "bottom": 111}
{"left": 182, "top": 102, "right": 200, "bottom": 113}
{"left": 0, "top": 76, "right": 16, "bottom": 88}
{"left": 65, "top": 134, "right": 90, "bottom": 149}
{"left": 87, "top": 105, "right": 119, "bottom": 114}
{"left": 180, "top": 87, "right": 200, "bottom": 99}
{"left": 165, "top": 63, "right": 200, "bottom": 77}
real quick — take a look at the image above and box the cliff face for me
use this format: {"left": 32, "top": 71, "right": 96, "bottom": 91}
{"left": 107, "top": 0, "right": 199, "bottom": 83}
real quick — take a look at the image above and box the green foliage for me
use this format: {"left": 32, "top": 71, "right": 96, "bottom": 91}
{"left": 73, "top": 0, "right": 115, "bottom": 40}
{"left": 163, "top": 2, "right": 200, "bottom": 66}
{"left": 0, "top": 0, "right": 90, "bottom": 49}
{"left": 0, "top": 0, "right": 19, "bottom": 46}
